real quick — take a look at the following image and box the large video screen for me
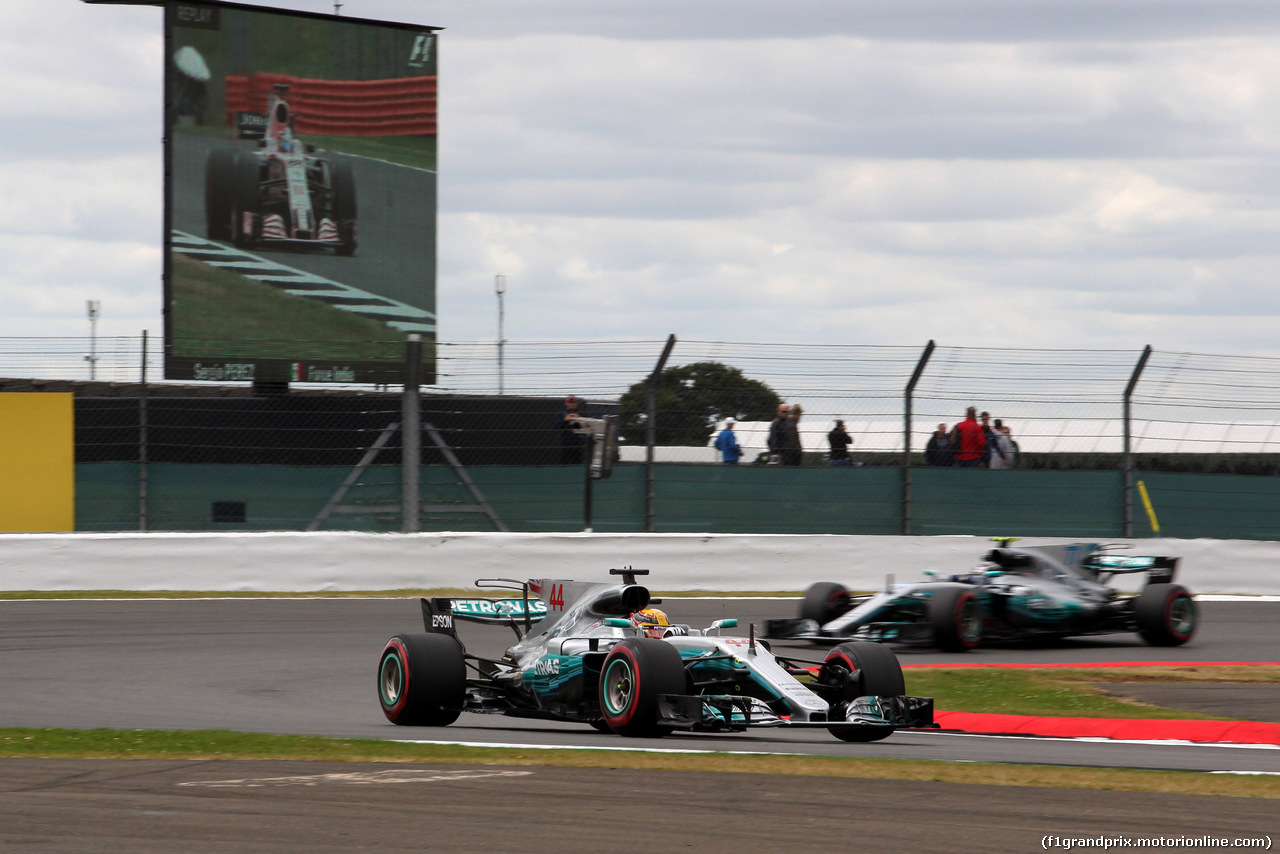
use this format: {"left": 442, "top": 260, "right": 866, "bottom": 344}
{"left": 163, "top": 1, "right": 438, "bottom": 384}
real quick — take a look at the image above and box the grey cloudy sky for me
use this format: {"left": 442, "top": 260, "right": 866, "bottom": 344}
{"left": 2, "top": 0, "right": 1278, "bottom": 357}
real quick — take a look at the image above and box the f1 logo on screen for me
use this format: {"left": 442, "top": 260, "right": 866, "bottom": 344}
{"left": 409, "top": 34, "right": 434, "bottom": 67}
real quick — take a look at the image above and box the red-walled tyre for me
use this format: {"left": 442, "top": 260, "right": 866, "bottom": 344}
{"left": 800, "top": 582, "right": 852, "bottom": 626}
{"left": 598, "top": 639, "right": 686, "bottom": 737}
{"left": 927, "top": 586, "right": 983, "bottom": 652}
{"left": 1135, "top": 583, "right": 1198, "bottom": 646}
{"left": 378, "top": 633, "right": 466, "bottom": 726}
{"left": 820, "top": 641, "right": 905, "bottom": 743}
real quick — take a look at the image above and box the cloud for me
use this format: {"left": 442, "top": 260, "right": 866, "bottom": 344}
{"left": 4, "top": 0, "right": 1280, "bottom": 364}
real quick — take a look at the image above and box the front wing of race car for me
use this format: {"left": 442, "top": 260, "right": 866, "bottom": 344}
{"left": 656, "top": 693, "right": 935, "bottom": 732}
{"left": 764, "top": 616, "right": 938, "bottom": 645}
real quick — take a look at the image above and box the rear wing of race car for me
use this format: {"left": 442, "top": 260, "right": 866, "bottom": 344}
{"left": 1081, "top": 554, "right": 1179, "bottom": 585}
{"left": 419, "top": 592, "right": 548, "bottom": 638}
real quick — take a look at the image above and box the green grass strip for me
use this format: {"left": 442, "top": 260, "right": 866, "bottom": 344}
{"left": 1, "top": 727, "right": 1277, "bottom": 799}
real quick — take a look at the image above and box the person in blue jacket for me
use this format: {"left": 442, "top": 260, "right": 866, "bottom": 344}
{"left": 714, "top": 419, "right": 743, "bottom": 464}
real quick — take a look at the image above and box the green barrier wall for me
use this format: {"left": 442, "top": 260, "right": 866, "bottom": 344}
{"left": 73, "top": 462, "right": 1280, "bottom": 540}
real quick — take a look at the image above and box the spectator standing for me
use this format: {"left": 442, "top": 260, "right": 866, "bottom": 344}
{"left": 951, "top": 407, "right": 986, "bottom": 468}
{"left": 828, "top": 420, "right": 853, "bottom": 466}
{"left": 925, "top": 423, "right": 954, "bottom": 467}
{"left": 714, "top": 419, "right": 743, "bottom": 464}
{"left": 556, "top": 395, "right": 587, "bottom": 465}
{"left": 779, "top": 404, "right": 804, "bottom": 466}
{"left": 979, "top": 411, "right": 996, "bottom": 468}
{"left": 988, "top": 420, "right": 1016, "bottom": 469}
{"left": 767, "top": 403, "right": 791, "bottom": 463}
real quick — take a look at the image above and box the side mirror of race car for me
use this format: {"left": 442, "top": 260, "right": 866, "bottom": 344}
{"left": 984, "top": 569, "right": 1004, "bottom": 578}
{"left": 705, "top": 618, "right": 738, "bottom": 635}
{"left": 604, "top": 617, "right": 632, "bottom": 628}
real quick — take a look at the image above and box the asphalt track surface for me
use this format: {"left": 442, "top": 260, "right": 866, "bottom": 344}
{"left": 2, "top": 599, "right": 1278, "bottom": 775}
{"left": 2, "top": 758, "right": 1274, "bottom": 854}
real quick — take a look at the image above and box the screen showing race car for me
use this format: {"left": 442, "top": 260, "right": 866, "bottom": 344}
{"left": 163, "top": 1, "right": 439, "bottom": 384}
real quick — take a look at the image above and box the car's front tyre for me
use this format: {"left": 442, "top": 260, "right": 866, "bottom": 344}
{"left": 819, "top": 641, "right": 905, "bottom": 742}
{"left": 928, "top": 586, "right": 983, "bottom": 652}
{"left": 598, "top": 639, "right": 685, "bottom": 737}
{"left": 800, "top": 581, "right": 852, "bottom": 627}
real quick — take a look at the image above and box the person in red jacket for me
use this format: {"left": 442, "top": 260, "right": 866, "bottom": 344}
{"left": 951, "top": 407, "right": 986, "bottom": 468}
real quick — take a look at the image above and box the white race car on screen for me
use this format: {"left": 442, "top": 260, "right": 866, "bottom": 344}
{"left": 205, "top": 83, "right": 357, "bottom": 255}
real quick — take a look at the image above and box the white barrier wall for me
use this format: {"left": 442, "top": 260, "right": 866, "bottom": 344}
{"left": 0, "top": 532, "right": 1277, "bottom": 594}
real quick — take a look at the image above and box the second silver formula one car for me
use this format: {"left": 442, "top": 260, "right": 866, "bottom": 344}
{"left": 766, "top": 540, "right": 1198, "bottom": 652}
{"left": 377, "top": 569, "right": 934, "bottom": 741}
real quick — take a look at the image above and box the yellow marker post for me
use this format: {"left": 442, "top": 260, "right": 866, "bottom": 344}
{"left": 1136, "top": 479, "right": 1160, "bottom": 536}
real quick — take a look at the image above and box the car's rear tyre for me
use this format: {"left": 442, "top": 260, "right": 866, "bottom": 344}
{"left": 332, "top": 159, "right": 357, "bottom": 256}
{"left": 233, "top": 154, "right": 261, "bottom": 247}
{"left": 800, "top": 581, "right": 852, "bottom": 626}
{"left": 378, "top": 633, "right": 466, "bottom": 726}
{"left": 598, "top": 639, "right": 685, "bottom": 737}
{"left": 820, "top": 641, "right": 904, "bottom": 743}
{"left": 928, "top": 586, "right": 983, "bottom": 652}
{"left": 204, "top": 147, "right": 235, "bottom": 241}
{"left": 1134, "top": 583, "right": 1197, "bottom": 646}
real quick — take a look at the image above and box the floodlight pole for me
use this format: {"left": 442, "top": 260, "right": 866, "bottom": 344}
{"left": 495, "top": 274, "right": 507, "bottom": 395}
{"left": 85, "top": 300, "right": 101, "bottom": 380}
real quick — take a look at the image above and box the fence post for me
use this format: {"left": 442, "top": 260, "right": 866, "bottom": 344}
{"left": 902, "top": 340, "right": 935, "bottom": 535}
{"left": 1123, "top": 345, "right": 1153, "bottom": 537}
{"left": 139, "top": 330, "right": 149, "bottom": 533}
{"left": 402, "top": 334, "right": 422, "bottom": 533}
{"left": 645, "top": 334, "right": 677, "bottom": 533}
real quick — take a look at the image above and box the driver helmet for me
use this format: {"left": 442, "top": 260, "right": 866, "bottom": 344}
{"left": 634, "top": 608, "right": 670, "bottom": 639}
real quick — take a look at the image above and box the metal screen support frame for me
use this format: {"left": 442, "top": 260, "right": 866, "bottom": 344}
{"left": 902, "top": 340, "right": 935, "bottom": 535}
{"left": 1123, "top": 345, "right": 1153, "bottom": 537}
{"left": 422, "top": 423, "right": 509, "bottom": 533}
{"left": 308, "top": 421, "right": 402, "bottom": 531}
{"left": 308, "top": 420, "right": 509, "bottom": 533}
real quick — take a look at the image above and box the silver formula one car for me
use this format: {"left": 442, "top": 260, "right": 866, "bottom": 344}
{"left": 765, "top": 540, "right": 1198, "bottom": 652}
{"left": 377, "top": 569, "right": 934, "bottom": 741}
